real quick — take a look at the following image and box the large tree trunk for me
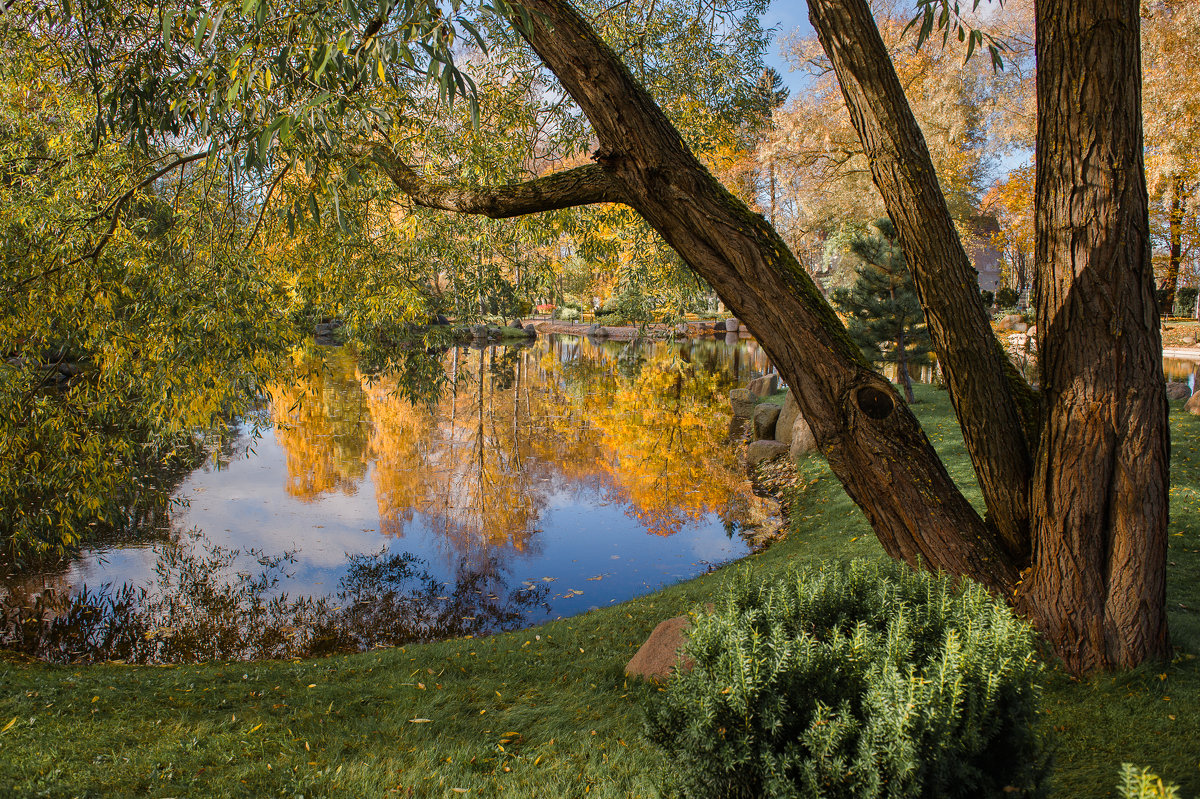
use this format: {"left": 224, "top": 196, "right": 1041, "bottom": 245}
{"left": 498, "top": 0, "right": 1020, "bottom": 591}
{"left": 1018, "top": 0, "right": 1171, "bottom": 672}
{"left": 806, "top": 0, "right": 1038, "bottom": 562}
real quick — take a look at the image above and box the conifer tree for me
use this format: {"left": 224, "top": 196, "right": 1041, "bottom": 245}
{"left": 831, "top": 219, "right": 931, "bottom": 403}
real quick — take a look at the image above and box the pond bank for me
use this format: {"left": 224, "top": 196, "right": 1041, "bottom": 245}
{"left": 530, "top": 319, "right": 752, "bottom": 340}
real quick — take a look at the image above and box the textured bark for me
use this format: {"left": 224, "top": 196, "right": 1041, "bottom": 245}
{"left": 1019, "top": 0, "right": 1171, "bottom": 672}
{"left": 806, "top": 0, "right": 1036, "bottom": 562}
{"left": 497, "top": 0, "right": 1020, "bottom": 591}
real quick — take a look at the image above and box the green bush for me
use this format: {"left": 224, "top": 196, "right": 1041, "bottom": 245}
{"left": 557, "top": 307, "right": 580, "bottom": 322}
{"left": 980, "top": 289, "right": 995, "bottom": 307}
{"left": 1175, "top": 288, "right": 1198, "bottom": 317}
{"left": 1118, "top": 764, "right": 1183, "bottom": 799}
{"left": 996, "top": 287, "right": 1020, "bottom": 308}
{"left": 645, "top": 559, "right": 1049, "bottom": 799}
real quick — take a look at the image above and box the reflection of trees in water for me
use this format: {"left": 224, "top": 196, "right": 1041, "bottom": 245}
{"left": 269, "top": 335, "right": 758, "bottom": 556}
{"left": 0, "top": 533, "right": 549, "bottom": 664}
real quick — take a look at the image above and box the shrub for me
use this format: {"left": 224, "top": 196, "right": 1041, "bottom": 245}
{"left": 1175, "top": 288, "right": 1198, "bottom": 317}
{"left": 557, "top": 307, "right": 580, "bottom": 322}
{"left": 645, "top": 559, "right": 1049, "bottom": 799}
{"left": 980, "top": 289, "right": 995, "bottom": 307}
{"left": 996, "top": 287, "right": 1020, "bottom": 307}
{"left": 1117, "top": 764, "right": 1183, "bottom": 799}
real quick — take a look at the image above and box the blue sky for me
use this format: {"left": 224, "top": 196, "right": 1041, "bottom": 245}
{"left": 761, "top": 2, "right": 814, "bottom": 91}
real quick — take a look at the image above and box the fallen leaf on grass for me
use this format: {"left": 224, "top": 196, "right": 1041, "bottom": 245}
{"left": 1, "top": 718, "right": 16, "bottom": 733}
{"left": 409, "top": 719, "right": 432, "bottom": 723}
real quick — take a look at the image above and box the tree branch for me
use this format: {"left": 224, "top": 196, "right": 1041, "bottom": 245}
{"left": 373, "top": 151, "right": 627, "bottom": 218}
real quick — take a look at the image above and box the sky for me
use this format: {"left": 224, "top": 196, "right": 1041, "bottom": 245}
{"left": 761, "top": 2, "right": 814, "bottom": 92}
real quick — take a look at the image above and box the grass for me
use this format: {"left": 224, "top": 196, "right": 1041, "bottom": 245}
{"left": 1, "top": 384, "right": 1198, "bottom": 797}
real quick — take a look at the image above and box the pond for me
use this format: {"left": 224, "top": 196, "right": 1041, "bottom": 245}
{"left": 2, "top": 333, "right": 776, "bottom": 662}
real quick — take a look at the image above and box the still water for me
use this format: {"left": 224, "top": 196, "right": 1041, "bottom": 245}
{"left": 8, "top": 334, "right": 775, "bottom": 658}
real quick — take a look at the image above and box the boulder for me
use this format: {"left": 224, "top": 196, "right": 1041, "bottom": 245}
{"left": 509, "top": 320, "right": 524, "bottom": 330}
{"left": 775, "top": 391, "right": 801, "bottom": 447}
{"left": 1166, "top": 382, "right": 1192, "bottom": 401}
{"left": 752, "top": 403, "right": 781, "bottom": 441}
{"left": 1186, "top": 391, "right": 1200, "bottom": 415}
{"left": 1184, "top": 334, "right": 1197, "bottom": 346}
{"left": 1012, "top": 322, "right": 1028, "bottom": 333}
{"left": 730, "top": 388, "right": 757, "bottom": 419}
{"left": 790, "top": 417, "right": 818, "bottom": 459}
{"left": 587, "top": 324, "right": 609, "bottom": 337}
{"left": 724, "top": 317, "right": 740, "bottom": 332}
{"left": 746, "top": 439, "right": 789, "bottom": 468}
{"left": 625, "top": 616, "right": 693, "bottom": 681}
{"left": 470, "top": 324, "right": 489, "bottom": 339}
{"left": 1027, "top": 325, "right": 1037, "bottom": 338}
{"left": 747, "top": 373, "right": 780, "bottom": 398}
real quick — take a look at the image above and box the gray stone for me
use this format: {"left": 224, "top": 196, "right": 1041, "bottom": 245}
{"left": 471, "top": 324, "right": 489, "bottom": 339}
{"left": 509, "top": 320, "right": 524, "bottom": 329}
{"left": 587, "top": 324, "right": 609, "bottom": 337}
{"left": 724, "top": 317, "right": 740, "bottom": 332}
{"left": 625, "top": 616, "right": 693, "bottom": 681}
{"left": 1012, "top": 322, "right": 1028, "bottom": 333}
{"left": 746, "top": 439, "right": 789, "bottom": 468}
{"left": 775, "top": 391, "right": 801, "bottom": 447}
{"left": 747, "top": 373, "right": 780, "bottom": 398}
{"left": 730, "top": 388, "right": 757, "bottom": 419}
{"left": 752, "top": 403, "right": 781, "bottom": 441}
{"left": 790, "top": 417, "right": 818, "bottom": 459}
{"left": 1186, "top": 391, "right": 1200, "bottom": 415}
{"left": 1166, "top": 382, "right": 1192, "bottom": 401}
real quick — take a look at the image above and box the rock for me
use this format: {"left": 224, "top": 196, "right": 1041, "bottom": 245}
{"left": 724, "top": 317, "right": 740, "bottom": 332}
{"left": 725, "top": 331, "right": 740, "bottom": 346}
{"left": 509, "top": 320, "right": 524, "bottom": 330}
{"left": 1184, "top": 334, "right": 1197, "bottom": 346}
{"left": 753, "top": 403, "right": 781, "bottom": 441}
{"left": 746, "top": 439, "right": 789, "bottom": 468}
{"left": 625, "top": 616, "right": 693, "bottom": 680}
{"left": 747, "top": 373, "right": 780, "bottom": 398}
{"left": 1166, "top": 382, "right": 1192, "bottom": 401}
{"left": 775, "top": 391, "right": 801, "bottom": 447}
{"left": 587, "top": 324, "right": 609, "bottom": 337}
{"left": 471, "top": 324, "right": 489, "bottom": 339}
{"left": 730, "top": 388, "right": 757, "bottom": 419}
{"left": 1186, "top": 391, "right": 1200, "bottom": 415}
{"left": 435, "top": 313, "right": 450, "bottom": 326}
{"left": 1013, "top": 322, "right": 1028, "bottom": 333}
{"left": 1027, "top": 325, "right": 1037, "bottom": 338}
{"left": 790, "top": 417, "right": 817, "bottom": 459}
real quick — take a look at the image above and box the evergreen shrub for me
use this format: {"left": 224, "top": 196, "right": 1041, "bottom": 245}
{"left": 980, "top": 289, "right": 995, "bottom": 307}
{"left": 1175, "top": 288, "right": 1198, "bottom": 317}
{"left": 645, "top": 559, "right": 1049, "bottom": 799}
{"left": 996, "top": 287, "right": 1020, "bottom": 308}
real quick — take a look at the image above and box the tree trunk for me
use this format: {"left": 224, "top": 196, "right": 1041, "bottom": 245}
{"left": 806, "top": 0, "right": 1037, "bottom": 561}
{"left": 1019, "top": 0, "right": 1171, "bottom": 672}
{"left": 1164, "top": 172, "right": 1185, "bottom": 315}
{"left": 503, "top": 0, "right": 1021, "bottom": 591}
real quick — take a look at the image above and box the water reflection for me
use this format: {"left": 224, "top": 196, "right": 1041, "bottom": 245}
{"left": 2, "top": 334, "right": 770, "bottom": 661}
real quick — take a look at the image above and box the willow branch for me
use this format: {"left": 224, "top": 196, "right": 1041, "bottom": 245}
{"left": 374, "top": 153, "right": 627, "bottom": 218}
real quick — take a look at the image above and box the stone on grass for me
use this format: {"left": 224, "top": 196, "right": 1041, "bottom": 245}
{"left": 753, "top": 403, "right": 780, "bottom": 441}
{"left": 730, "top": 388, "right": 757, "bottom": 419}
{"left": 1186, "top": 391, "right": 1200, "bottom": 415}
{"left": 747, "top": 373, "right": 780, "bottom": 398}
{"left": 747, "top": 439, "right": 789, "bottom": 468}
{"left": 1166, "top": 382, "right": 1192, "bottom": 401}
{"left": 625, "top": 616, "right": 692, "bottom": 681}
{"left": 790, "top": 417, "right": 817, "bottom": 459}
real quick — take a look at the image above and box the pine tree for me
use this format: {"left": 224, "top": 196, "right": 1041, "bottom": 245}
{"left": 831, "top": 219, "right": 931, "bottom": 402}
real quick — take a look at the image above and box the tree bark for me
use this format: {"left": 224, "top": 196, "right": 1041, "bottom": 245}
{"left": 806, "top": 0, "right": 1037, "bottom": 562}
{"left": 1019, "top": 0, "right": 1170, "bottom": 672}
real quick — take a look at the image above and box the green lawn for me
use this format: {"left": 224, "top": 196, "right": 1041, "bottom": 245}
{"left": 1, "top": 384, "right": 1198, "bottom": 797}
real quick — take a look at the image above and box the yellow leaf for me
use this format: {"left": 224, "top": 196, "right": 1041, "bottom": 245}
{"left": 250, "top": 723, "right": 263, "bottom": 733}
{"left": 1, "top": 718, "right": 16, "bottom": 733}
{"left": 409, "top": 718, "right": 432, "bottom": 723}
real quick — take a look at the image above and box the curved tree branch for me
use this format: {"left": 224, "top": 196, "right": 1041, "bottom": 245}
{"left": 373, "top": 152, "right": 629, "bottom": 218}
